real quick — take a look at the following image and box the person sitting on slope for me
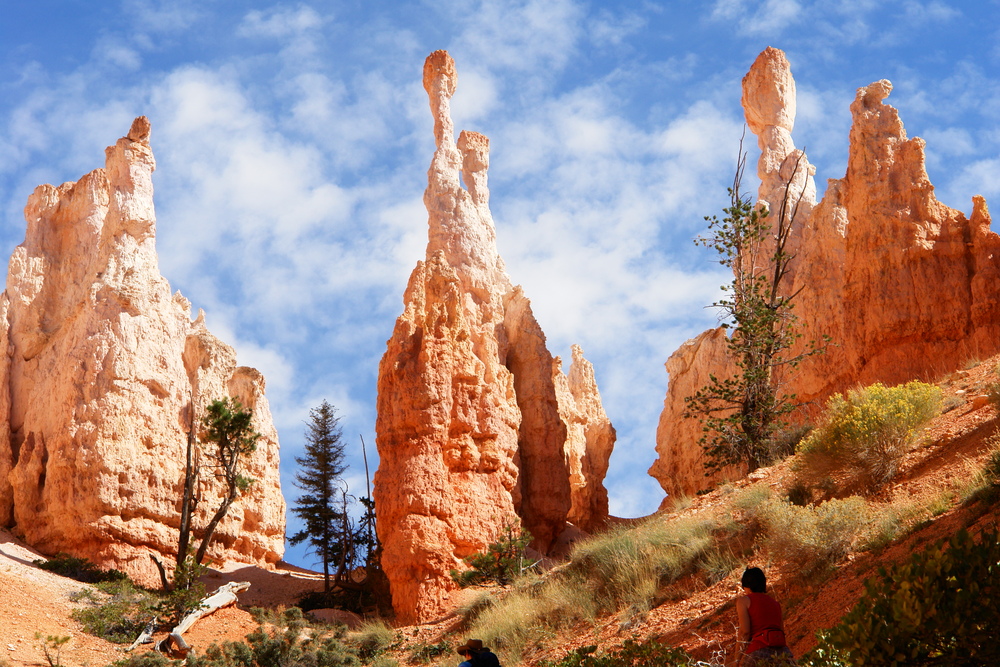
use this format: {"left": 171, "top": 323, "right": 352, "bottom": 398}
{"left": 736, "top": 567, "right": 796, "bottom": 666}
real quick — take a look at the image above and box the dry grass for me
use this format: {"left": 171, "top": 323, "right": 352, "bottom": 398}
{"left": 760, "top": 496, "right": 869, "bottom": 574}
{"left": 347, "top": 619, "right": 397, "bottom": 662}
{"left": 458, "top": 513, "right": 721, "bottom": 659}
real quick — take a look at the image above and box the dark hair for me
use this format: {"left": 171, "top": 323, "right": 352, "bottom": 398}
{"left": 741, "top": 567, "right": 767, "bottom": 593}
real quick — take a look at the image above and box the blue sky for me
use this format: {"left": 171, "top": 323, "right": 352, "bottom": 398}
{"left": 2, "top": 0, "right": 998, "bottom": 570}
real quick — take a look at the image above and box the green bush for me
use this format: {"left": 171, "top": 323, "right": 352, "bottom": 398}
{"left": 768, "top": 424, "right": 813, "bottom": 463}
{"left": 731, "top": 484, "right": 773, "bottom": 516}
{"left": 982, "top": 436, "right": 1000, "bottom": 485}
{"left": 859, "top": 498, "right": 926, "bottom": 552}
{"left": 33, "top": 554, "right": 129, "bottom": 584}
{"left": 190, "top": 629, "right": 358, "bottom": 667}
{"left": 797, "top": 381, "right": 942, "bottom": 490}
{"left": 952, "top": 432, "right": 1000, "bottom": 506}
{"left": 786, "top": 482, "right": 812, "bottom": 506}
{"left": 538, "top": 639, "right": 697, "bottom": 667}
{"left": 71, "top": 579, "right": 159, "bottom": 644}
{"left": 128, "top": 608, "right": 360, "bottom": 667}
{"left": 806, "top": 529, "right": 1000, "bottom": 666}
{"left": 697, "top": 545, "right": 740, "bottom": 585}
{"left": 407, "top": 640, "right": 450, "bottom": 664}
{"left": 569, "top": 515, "right": 714, "bottom": 611}
{"left": 450, "top": 524, "right": 535, "bottom": 588}
{"left": 987, "top": 382, "right": 1000, "bottom": 412}
{"left": 107, "top": 652, "right": 173, "bottom": 667}
{"left": 157, "top": 556, "right": 208, "bottom": 629}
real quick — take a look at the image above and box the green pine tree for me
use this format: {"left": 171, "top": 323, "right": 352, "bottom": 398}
{"left": 194, "top": 397, "right": 260, "bottom": 565}
{"left": 289, "top": 400, "right": 350, "bottom": 593}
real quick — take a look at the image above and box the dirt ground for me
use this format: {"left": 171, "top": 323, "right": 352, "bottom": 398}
{"left": 0, "top": 532, "right": 327, "bottom": 667}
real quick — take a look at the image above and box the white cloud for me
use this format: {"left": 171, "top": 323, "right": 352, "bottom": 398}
{"left": 711, "top": 0, "right": 746, "bottom": 21}
{"left": 744, "top": 0, "right": 802, "bottom": 34}
{"left": 711, "top": 0, "right": 802, "bottom": 35}
{"left": 449, "top": 0, "right": 585, "bottom": 75}
{"left": 923, "top": 127, "right": 976, "bottom": 159}
{"left": 92, "top": 37, "right": 143, "bottom": 71}
{"left": 902, "top": 0, "right": 961, "bottom": 24}
{"left": 450, "top": 68, "right": 499, "bottom": 124}
{"left": 122, "top": 0, "right": 202, "bottom": 33}
{"left": 941, "top": 157, "right": 1000, "bottom": 204}
{"left": 238, "top": 5, "right": 325, "bottom": 38}
{"left": 588, "top": 9, "right": 647, "bottom": 47}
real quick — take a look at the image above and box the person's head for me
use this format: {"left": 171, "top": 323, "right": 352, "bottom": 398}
{"left": 741, "top": 567, "right": 767, "bottom": 593}
{"left": 457, "top": 639, "right": 485, "bottom": 657}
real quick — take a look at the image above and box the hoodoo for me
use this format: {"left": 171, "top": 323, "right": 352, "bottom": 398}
{"left": 651, "top": 47, "right": 1000, "bottom": 498}
{"left": 0, "top": 117, "right": 285, "bottom": 584}
{"left": 375, "top": 51, "right": 616, "bottom": 624}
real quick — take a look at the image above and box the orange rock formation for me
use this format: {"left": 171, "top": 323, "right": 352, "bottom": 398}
{"left": 652, "top": 47, "right": 1000, "bottom": 497}
{"left": 375, "top": 51, "right": 616, "bottom": 624}
{"left": 0, "top": 117, "right": 285, "bottom": 584}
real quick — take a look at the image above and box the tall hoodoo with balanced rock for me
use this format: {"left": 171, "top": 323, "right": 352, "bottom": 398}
{"left": 651, "top": 46, "right": 1000, "bottom": 498}
{"left": 0, "top": 117, "right": 285, "bottom": 584}
{"left": 375, "top": 51, "right": 616, "bottom": 624}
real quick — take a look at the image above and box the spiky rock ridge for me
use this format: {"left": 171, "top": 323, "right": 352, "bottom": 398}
{"left": 651, "top": 47, "right": 1000, "bottom": 498}
{"left": 0, "top": 117, "right": 285, "bottom": 584}
{"left": 375, "top": 51, "right": 615, "bottom": 624}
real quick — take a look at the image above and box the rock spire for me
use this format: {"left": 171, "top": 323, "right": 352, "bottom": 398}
{"left": 0, "top": 117, "right": 285, "bottom": 584}
{"left": 375, "top": 51, "right": 615, "bottom": 624}
{"left": 651, "top": 47, "right": 1000, "bottom": 497}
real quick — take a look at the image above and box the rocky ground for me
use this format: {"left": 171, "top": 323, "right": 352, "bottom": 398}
{"left": 0, "top": 534, "right": 324, "bottom": 667}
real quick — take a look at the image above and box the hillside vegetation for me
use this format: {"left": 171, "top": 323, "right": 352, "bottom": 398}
{"left": 354, "top": 356, "right": 1000, "bottom": 666}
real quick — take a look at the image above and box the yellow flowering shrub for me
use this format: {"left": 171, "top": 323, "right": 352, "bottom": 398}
{"left": 796, "top": 381, "right": 942, "bottom": 490}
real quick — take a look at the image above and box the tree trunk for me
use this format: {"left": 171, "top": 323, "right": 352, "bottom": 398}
{"left": 194, "top": 488, "right": 237, "bottom": 565}
{"left": 177, "top": 422, "right": 198, "bottom": 568}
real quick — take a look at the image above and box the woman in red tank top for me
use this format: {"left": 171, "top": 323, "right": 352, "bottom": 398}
{"left": 735, "top": 567, "right": 796, "bottom": 666}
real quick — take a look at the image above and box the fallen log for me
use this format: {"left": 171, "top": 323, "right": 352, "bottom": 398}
{"left": 128, "top": 581, "right": 252, "bottom": 657}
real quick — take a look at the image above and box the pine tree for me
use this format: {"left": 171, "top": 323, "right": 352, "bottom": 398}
{"left": 684, "top": 146, "right": 825, "bottom": 474}
{"left": 290, "top": 400, "right": 349, "bottom": 593}
{"left": 194, "top": 397, "right": 260, "bottom": 565}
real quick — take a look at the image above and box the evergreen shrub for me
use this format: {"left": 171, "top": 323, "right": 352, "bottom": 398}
{"left": 803, "top": 529, "right": 1000, "bottom": 666}
{"left": 33, "top": 554, "right": 129, "bottom": 584}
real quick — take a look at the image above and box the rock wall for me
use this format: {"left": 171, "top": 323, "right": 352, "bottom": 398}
{"left": 0, "top": 117, "right": 284, "bottom": 584}
{"left": 375, "top": 51, "right": 615, "bottom": 624}
{"left": 651, "top": 47, "right": 1000, "bottom": 498}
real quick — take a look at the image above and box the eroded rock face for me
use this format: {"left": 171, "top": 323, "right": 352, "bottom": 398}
{"left": 559, "top": 345, "right": 615, "bottom": 533}
{"left": 0, "top": 117, "right": 284, "bottom": 584}
{"left": 651, "top": 47, "right": 1000, "bottom": 498}
{"left": 375, "top": 51, "right": 615, "bottom": 624}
